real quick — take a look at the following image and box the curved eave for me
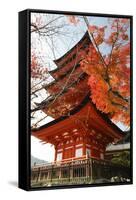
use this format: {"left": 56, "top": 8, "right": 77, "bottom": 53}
{"left": 34, "top": 72, "right": 87, "bottom": 110}
{"left": 44, "top": 63, "right": 80, "bottom": 90}
{"left": 48, "top": 31, "right": 90, "bottom": 73}
{"left": 32, "top": 95, "right": 124, "bottom": 139}
{"left": 32, "top": 95, "right": 89, "bottom": 131}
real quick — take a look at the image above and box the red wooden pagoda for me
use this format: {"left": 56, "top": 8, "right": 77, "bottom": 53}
{"left": 32, "top": 31, "right": 124, "bottom": 163}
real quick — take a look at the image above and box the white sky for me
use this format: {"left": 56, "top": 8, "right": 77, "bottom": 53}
{"left": 31, "top": 136, "right": 55, "bottom": 162}
{"left": 31, "top": 13, "right": 130, "bottom": 162}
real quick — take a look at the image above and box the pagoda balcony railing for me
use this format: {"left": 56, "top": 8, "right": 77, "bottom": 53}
{"left": 31, "top": 156, "right": 130, "bottom": 187}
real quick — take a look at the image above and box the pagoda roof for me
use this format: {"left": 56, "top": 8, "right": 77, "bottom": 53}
{"left": 116, "top": 131, "right": 130, "bottom": 144}
{"left": 32, "top": 95, "right": 124, "bottom": 144}
{"left": 106, "top": 143, "right": 130, "bottom": 152}
{"left": 33, "top": 72, "right": 88, "bottom": 113}
{"left": 44, "top": 63, "right": 80, "bottom": 90}
{"left": 49, "top": 31, "right": 91, "bottom": 73}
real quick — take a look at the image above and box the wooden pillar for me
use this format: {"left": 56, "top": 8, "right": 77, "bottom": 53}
{"left": 83, "top": 137, "right": 86, "bottom": 156}
{"left": 73, "top": 139, "right": 76, "bottom": 158}
{"left": 47, "top": 170, "right": 50, "bottom": 180}
{"left": 54, "top": 147, "right": 57, "bottom": 162}
{"left": 59, "top": 167, "right": 62, "bottom": 179}
{"left": 37, "top": 167, "right": 41, "bottom": 182}
{"left": 86, "top": 160, "right": 89, "bottom": 178}
{"left": 62, "top": 142, "right": 65, "bottom": 160}
{"left": 50, "top": 166, "right": 53, "bottom": 182}
{"left": 69, "top": 164, "right": 71, "bottom": 182}
{"left": 70, "top": 165, "right": 73, "bottom": 180}
{"left": 90, "top": 158, "right": 93, "bottom": 183}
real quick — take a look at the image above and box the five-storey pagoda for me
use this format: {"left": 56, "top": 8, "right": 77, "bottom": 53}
{"left": 32, "top": 32, "right": 124, "bottom": 162}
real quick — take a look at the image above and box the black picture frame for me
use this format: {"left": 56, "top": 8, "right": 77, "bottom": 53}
{"left": 19, "top": 9, "right": 133, "bottom": 191}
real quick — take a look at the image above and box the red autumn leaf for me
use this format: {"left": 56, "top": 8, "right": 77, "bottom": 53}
{"left": 81, "top": 18, "right": 130, "bottom": 126}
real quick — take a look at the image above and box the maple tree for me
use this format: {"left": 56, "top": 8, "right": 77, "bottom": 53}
{"left": 80, "top": 18, "right": 130, "bottom": 126}
{"left": 31, "top": 14, "right": 130, "bottom": 128}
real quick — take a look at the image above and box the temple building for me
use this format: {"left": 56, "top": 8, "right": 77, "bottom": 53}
{"left": 31, "top": 32, "right": 130, "bottom": 187}
{"left": 105, "top": 131, "right": 130, "bottom": 160}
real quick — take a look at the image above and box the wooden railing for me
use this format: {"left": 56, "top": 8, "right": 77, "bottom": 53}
{"left": 31, "top": 157, "right": 130, "bottom": 187}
